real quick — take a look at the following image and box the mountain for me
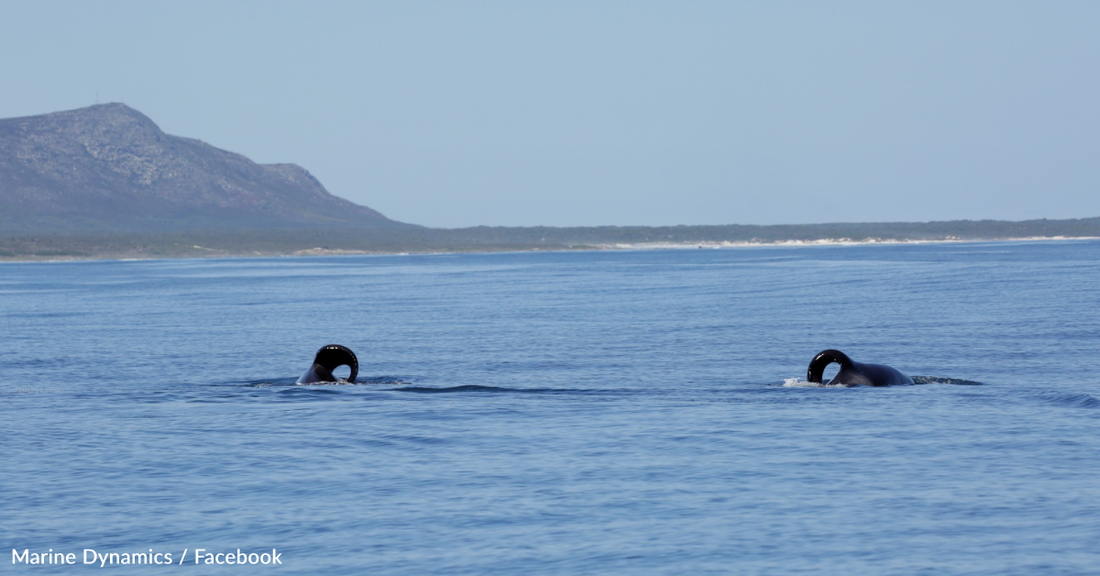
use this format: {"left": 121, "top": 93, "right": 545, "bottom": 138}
{"left": 0, "top": 103, "right": 414, "bottom": 233}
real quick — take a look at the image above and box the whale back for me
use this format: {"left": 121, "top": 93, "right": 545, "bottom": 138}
{"left": 297, "top": 344, "right": 358, "bottom": 384}
{"left": 807, "top": 349, "right": 913, "bottom": 387}
{"left": 843, "top": 361, "right": 914, "bottom": 387}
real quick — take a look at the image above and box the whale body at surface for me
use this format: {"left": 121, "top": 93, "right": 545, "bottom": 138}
{"left": 806, "top": 349, "right": 913, "bottom": 387}
{"left": 298, "top": 344, "right": 358, "bottom": 384}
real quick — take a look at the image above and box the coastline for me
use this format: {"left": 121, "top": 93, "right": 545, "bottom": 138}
{"left": 6, "top": 217, "right": 1100, "bottom": 263}
{"left": 2, "top": 234, "right": 1097, "bottom": 264}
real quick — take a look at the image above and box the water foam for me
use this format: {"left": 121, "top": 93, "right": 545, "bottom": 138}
{"left": 911, "top": 376, "right": 983, "bottom": 386}
{"left": 782, "top": 377, "right": 851, "bottom": 388}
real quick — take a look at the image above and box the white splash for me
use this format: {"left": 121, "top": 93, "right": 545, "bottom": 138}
{"left": 782, "top": 377, "right": 850, "bottom": 388}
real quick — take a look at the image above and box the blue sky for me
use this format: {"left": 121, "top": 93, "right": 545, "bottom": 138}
{"left": 2, "top": 1, "right": 1098, "bottom": 227}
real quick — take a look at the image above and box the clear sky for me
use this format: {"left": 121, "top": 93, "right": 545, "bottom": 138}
{"left": 2, "top": 1, "right": 1098, "bottom": 228}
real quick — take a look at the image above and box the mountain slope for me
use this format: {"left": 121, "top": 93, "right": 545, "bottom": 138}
{"left": 0, "top": 103, "right": 414, "bottom": 233}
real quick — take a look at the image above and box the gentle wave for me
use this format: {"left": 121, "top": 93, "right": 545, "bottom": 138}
{"left": 1028, "top": 390, "right": 1100, "bottom": 409}
{"left": 392, "top": 385, "right": 620, "bottom": 395}
{"left": 394, "top": 384, "right": 528, "bottom": 394}
{"left": 236, "top": 379, "right": 610, "bottom": 396}
{"left": 243, "top": 376, "right": 410, "bottom": 387}
{"left": 783, "top": 375, "right": 984, "bottom": 387}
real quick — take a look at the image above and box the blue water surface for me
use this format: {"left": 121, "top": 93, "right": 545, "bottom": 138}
{"left": 2, "top": 241, "right": 1100, "bottom": 574}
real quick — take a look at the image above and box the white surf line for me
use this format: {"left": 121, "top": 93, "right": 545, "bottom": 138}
{"left": 599, "top": 236, "right": 1100, "bottom": 250}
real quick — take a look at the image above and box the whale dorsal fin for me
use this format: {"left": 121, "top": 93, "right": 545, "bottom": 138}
{"left": 807, "top": 349, "right": 853, "bottom": 383}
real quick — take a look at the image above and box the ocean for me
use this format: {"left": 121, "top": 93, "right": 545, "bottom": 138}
{"left": 3, "top": 240, "right": 1099, "bottom": 574}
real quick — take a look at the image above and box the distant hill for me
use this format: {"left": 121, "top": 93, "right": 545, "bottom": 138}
{"left": 0, "top": 103, "right": 414, "bottom": 233}
{"left": 3, "top": 105, "right": 1099, "bottom": 261}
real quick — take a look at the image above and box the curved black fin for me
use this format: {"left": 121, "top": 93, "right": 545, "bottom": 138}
{"left": 308, "top": 344, "right": 358, "bottom": 383}
{"left": 807, "top": 349, "right": 852, "bottom": 383}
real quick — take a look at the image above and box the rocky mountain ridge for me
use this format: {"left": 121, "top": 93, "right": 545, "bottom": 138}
{"left": 0, "top": 103, "right": 412, "bottom": 233}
